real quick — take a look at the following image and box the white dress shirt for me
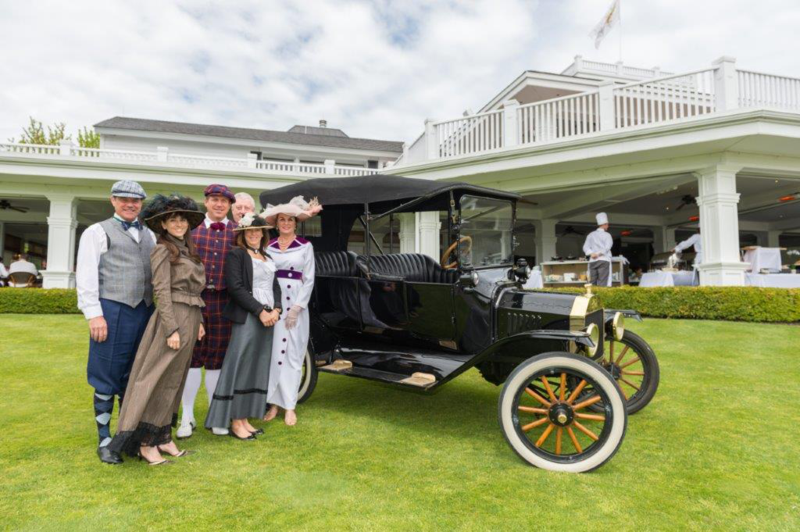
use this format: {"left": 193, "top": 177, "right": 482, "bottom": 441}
{"left": 9, "top": 259, "right": 39, "bottom": 276}
{"left": 583, "top": 228, "right": 614, "bottom": 263}
{"left": 76, "top": 215, "right": 157, "bottom": 320}
{"left": 674, "top": 233, "right": 703, "bottom": 265}
{"left": 203, "top": 215, "right": 231, "bottom": 228}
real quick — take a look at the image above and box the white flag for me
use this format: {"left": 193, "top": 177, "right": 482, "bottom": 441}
{"left": 589, "top": 0, "right": 620, "bottom": 49}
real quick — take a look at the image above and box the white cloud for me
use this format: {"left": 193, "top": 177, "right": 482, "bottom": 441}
{"left": 1, "top": 0, "right": 800, "bottom": 144}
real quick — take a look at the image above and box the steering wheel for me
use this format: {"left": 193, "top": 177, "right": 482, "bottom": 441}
{"left": 441, "top": 236, "right": 472, "bottom": 270}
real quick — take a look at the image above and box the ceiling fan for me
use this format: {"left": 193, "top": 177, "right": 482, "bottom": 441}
{"left": 675, "top": 195, "right": 696, "bottom": 211}
{"left": 0, "top": 200, "right": 30, "bottom": 213}
{"left": 558, "top": 225, "right": 585, "bottom": 237}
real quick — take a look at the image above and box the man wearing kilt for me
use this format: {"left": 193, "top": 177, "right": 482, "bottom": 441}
{"left": 178, "top": 184, "right": 237, "bottom": 438}
{"left": 76, "top": 180, "right": 156, "bottom": 464}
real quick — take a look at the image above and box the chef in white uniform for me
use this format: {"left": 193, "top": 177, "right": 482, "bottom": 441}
{"left": 583, "top": 213, "right": 614, "bottom": 287}
{"left": 673, "top": 229, "right": 703, "bottom": 265}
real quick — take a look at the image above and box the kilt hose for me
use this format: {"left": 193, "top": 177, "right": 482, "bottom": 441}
{"left": 191, "top": 288, "right": 232, "bottom": 370}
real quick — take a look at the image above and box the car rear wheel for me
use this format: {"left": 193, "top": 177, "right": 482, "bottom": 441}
{"left": 498, "top": 352, "right": 627, "bottom": 473}
{"left": 594, "top": 331, "right": 659, "bottom": 415}
{"left": 296, "top": 349, "right": 318, "bottom": 404}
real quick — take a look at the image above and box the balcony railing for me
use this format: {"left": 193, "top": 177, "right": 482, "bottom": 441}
{"left": 0, "top": 143, "right": 378, "bottom": 177}
{"left": 398, "top": 57, "right": 800, "bottom": 166}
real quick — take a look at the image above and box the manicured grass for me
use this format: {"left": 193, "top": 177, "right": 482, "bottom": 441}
{"left": 1, "top": 315, "right": 798, "bottom": 530}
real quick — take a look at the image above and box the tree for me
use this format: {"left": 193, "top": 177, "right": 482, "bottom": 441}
{"left": 9, "top": 117, "right": 100, "bottom": 148}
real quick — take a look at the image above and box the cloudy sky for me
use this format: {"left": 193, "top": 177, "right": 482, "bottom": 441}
{"left": 2, "top": 0, "right": 800, "bottom": 144}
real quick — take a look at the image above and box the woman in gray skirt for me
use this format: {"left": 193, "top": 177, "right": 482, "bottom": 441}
{"left": 205, "top": 213, "right": 281, "bottom": 440}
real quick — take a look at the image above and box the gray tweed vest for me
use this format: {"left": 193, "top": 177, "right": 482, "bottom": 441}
{"left": 98, "top": 218, "right": 154, "bottom": 308}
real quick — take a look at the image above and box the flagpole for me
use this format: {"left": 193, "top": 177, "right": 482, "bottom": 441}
{"left": 618, "top": 0, "right": 623, "bottom": 63}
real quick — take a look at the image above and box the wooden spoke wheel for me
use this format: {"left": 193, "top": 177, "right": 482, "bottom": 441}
{"left": 590, "top": 331, "right": 660, "bottom": 415}
{"left": 296, "top": 349, "right": 318, "bottom": 404}
{"left": 499, "top": 352, "right": 627, "bottom": 473}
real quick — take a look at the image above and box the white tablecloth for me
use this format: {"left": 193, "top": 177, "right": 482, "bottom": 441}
{"left": 639, "top": 271, "right": 673, "bottom": 287}
{"left": 743, "top": 248, "right": 783, "bottom": 273}
{"left": 745, "top": 273, "right": 800, "bottom": 288}
{"left": 639, "top": 271, "right": 698, "bottom": 287}
{"left": 523, "top": 271, "right": 544, "bottom": 289}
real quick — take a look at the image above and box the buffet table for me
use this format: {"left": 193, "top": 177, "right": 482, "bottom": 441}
{"left": 540, "top": 258, "right": 627, "bottom": 287}
{"left": 639, "top": 270, "right": 697, "bottom": 287}
{"left": 742, "top": 247, "right": 783, "bottom": 273}
{"left": 744, "top": 273, "right": 800, "bottom": 288}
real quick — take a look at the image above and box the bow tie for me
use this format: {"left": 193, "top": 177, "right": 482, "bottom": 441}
{"left": 120, "top": 219, "right": 142, "bottom": 231}
{"left": 210, "top": 222, "right": 226, "bottom": 231}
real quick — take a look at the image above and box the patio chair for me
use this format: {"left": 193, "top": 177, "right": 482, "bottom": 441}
{"left": 8, "top": 272, "right": 37, "bottom": 288}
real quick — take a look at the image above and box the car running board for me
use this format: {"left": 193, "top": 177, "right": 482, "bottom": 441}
{"left": 318, "top": 363, "right": 438, "bottom": 389}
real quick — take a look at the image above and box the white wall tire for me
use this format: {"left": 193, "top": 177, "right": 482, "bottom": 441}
{"left": 498, "top": 352, "right": 627, "bottom": 473}
{"left": 296, "top": 349, "right": 318, "bottom": 404}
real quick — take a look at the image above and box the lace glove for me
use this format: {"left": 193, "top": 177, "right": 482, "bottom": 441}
{"left": 285, "top": 305, "right": 302, "bottom": 330}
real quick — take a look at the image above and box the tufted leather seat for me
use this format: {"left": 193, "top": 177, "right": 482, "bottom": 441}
{"left": 356, "top": 253, "right": 458, "bottom": 284}
{"left": 315, "top": 251, "right": 359, "bottom": 277}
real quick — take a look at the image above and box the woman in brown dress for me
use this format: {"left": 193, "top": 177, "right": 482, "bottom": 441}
{"left": 108, "top": 194, "right": 206, "bottom": 466}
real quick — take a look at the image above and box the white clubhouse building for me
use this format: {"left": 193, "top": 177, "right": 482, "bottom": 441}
{"left": 1, "top": 55, "right": 799, "bottom": 288}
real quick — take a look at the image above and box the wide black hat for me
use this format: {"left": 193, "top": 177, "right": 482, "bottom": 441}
{"left": 141, "top": 194, "right": 205, "bottom": 233}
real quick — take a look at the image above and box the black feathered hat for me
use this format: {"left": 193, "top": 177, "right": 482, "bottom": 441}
{"left": 141, "top": 194, "right": 205, "bottom": 233}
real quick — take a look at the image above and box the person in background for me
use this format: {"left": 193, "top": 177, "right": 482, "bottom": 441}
{"left": 108, "top": 194, "right": 206, "bottom": 465}
{"left": 583, "top": 212, "right": 614, "bottom": 287}
{"left": 177, "top": 184, "right": 237, "bottom": 439}
{"left": 673, "top": 228, "right": 703, "bottom": 266}
{"left": 232, "top": 192, "right": 256, "bottom": 223}
{"left": 261, "top": 196, "right": 321, "bottom": 426}
{"left": 205, "top": 214, "right": 281, "bottom": 440}
{"left": 75, "top": 180, "right": 156, "bottom": 465}
{"left": 0, "top": 259, "right": 8, "bottom": 286}
{"left": 9, "top": 253, "right": 39, "bottom": 276}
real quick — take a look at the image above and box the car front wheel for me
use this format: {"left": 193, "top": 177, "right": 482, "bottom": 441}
{"left": 498, "top": 352, "right": 627, "bottom": 473}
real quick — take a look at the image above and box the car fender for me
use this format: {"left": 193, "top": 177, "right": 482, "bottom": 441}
{"left": 477, "top": 329, "right": 595, "bottom": 361}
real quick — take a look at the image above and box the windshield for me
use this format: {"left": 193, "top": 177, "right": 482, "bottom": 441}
{"left": 459, "top": 195, "right": 514, "bottom": 268}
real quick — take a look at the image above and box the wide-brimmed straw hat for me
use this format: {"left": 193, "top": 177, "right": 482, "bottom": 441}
{"left": 261, "top": 196, "right": 322, "bottom": 225}
{"left": 141, "top": 194, "right": 204, "bottom": 233}
{"left": 234, "top": 212, "right": 273, "bottom": 232}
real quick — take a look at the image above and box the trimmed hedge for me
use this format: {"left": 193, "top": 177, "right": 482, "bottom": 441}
{"left": 0, "top": 288, "right": 80, "bottom": 314}
{"left": 545, "top": 286, "right": 800, "bottom": 323}
{"left": 1, "top": 286, "right": 798, "bottom": 323}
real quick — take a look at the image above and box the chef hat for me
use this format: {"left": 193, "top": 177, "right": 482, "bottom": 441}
{"left": 596, "top": 212, "right": 609, "bottom": 226}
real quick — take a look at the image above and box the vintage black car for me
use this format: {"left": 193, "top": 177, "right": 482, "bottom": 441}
{"left": 261, "top": 175, "right": 658, "bottom": 473}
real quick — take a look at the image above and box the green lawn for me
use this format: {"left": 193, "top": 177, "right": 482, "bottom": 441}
{"left": 1, "top": 315, "right": 798, "bottom": 531}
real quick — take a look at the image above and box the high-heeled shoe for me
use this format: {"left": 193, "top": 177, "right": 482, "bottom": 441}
{"left": 229, "top": 429, "right": 256, "bottom": 441}
{"left": 138, "top": 452, "right": 173, "bottom": 466}
{"left": 157, "top": 445, "right": 193, "bottom": 457}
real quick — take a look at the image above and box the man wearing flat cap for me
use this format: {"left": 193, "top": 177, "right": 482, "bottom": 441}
{"left": 178, "top": 183, "right": 237, "bottom": 438}
{"left": 583, "top": 212, "right": 614, "bottom": 287}
{"left": 76, "top": 179, "right": 157, "bottom": 464}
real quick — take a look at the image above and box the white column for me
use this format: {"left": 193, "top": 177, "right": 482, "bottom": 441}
{"left": 324, "top": 159, "right": 335, "bottom": 175}
{"left": 598, "top": 81, "right": 616, "bottom": 131}
{"left": 247, "top": 153, "right": 258, "bottom": 169}
{"left": 653, "top": 226, "right": 677, "bottom": 254}
{"left": 694, "top": 166, "right": 748, "bottom": 285}
{"left": 767, "top": 230, "right": 781, "bottom": 248}
{"left": 713, "top": 56, "right": 739, "bottom": 112}
{"left": 534, "top": 219, "right": 558, "bottom": 265}
{"left": 425, "top": 119, "right": 438, "bottom": 160}
{"left": 502, "top": 99, "right": 520, "bottom": 148}
{"left": 42, "top": 195, "right": 78, "bottom": 289}
{"left": 0, "top": 221, "right": 5, "bottom": 261}
{"left": 398, "top": 213, "right": 416, "bottom": 254}
{"left": 157, "top": 146, "right": 169, "bottom": 162}
{"left": 416, "top": 212, "right": 440, "bottom": 261}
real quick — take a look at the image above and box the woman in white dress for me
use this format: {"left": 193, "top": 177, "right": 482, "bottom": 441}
{"left": 261, "top": 197, "right": 321, "bottom": 426}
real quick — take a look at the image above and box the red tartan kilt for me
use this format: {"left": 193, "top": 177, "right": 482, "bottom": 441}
{"left": 191, "top": 289, "right": 232, "bottom": 369}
